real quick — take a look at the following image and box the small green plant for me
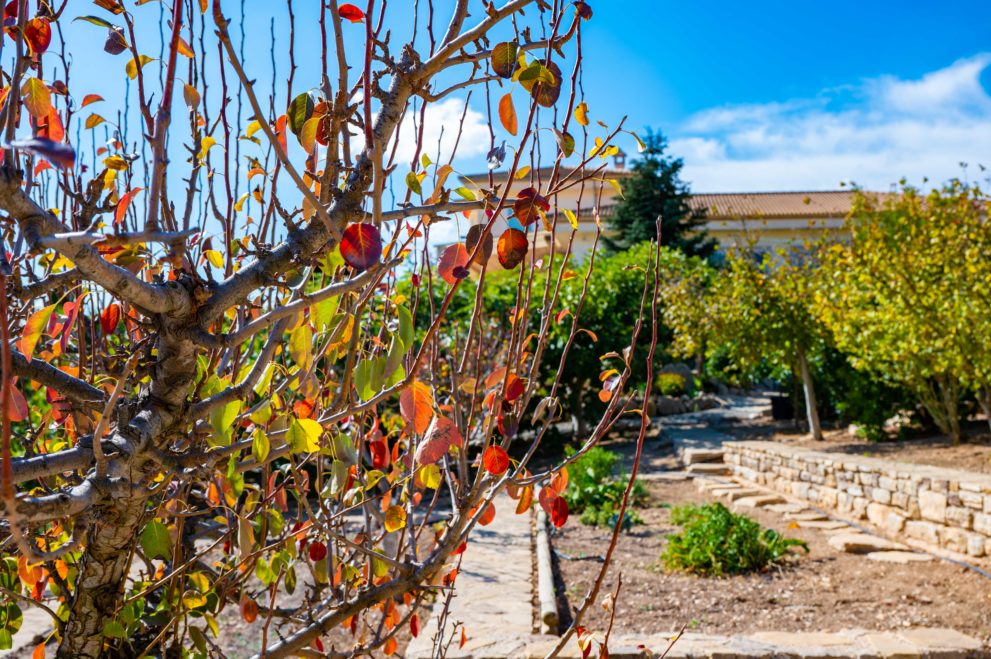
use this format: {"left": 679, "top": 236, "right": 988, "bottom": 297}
{"left": 563, "top": 446, "right": 647, "bottom": 529}
{"left": 654, "top": 372, "right": 687, "bottom": 397}
{"left": 661, "top": 503, "right": 808, "bottom": 576}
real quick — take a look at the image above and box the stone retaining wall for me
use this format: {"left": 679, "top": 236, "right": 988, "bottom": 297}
{"left": 723, "top": 441, "right": 991, "bottom": 559}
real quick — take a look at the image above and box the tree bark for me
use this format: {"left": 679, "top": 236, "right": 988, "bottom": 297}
{"left": 797, "top": 348, "right": 823, "bottom": 441}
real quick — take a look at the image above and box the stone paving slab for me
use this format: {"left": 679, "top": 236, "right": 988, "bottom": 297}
{"left": 406, "top": 494, "right": 535, "bottom": 659}
{"left": 866, "top": 550, "right": 935, "bottom": 564}
{"left": 522, "top": 628, "right": 986, "bottom": 658}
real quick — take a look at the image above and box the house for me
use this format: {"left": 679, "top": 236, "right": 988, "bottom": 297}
{"left": 443, "top": 154, "right": 859, "bottom": 268}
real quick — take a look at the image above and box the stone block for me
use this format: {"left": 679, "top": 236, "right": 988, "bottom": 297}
{"left": 945, "top": 506, "right": 973, "bottom": 529}
{"left": 682, "top": 448, "right": 725, "bottom": 465}
{"left": 818, "top": 486, "right": 838, "bottom": 509}
{"left": 905, "top": 520, "right": 941, "bottom": 545}
{"left": 897, "top": 627, "right": 983, "bottom": 652}
{"left": 871, "top": 487, "right": 892, "bottom": 505}
{"left": 973, "top": 512, "right": 991, "bottom": 536}
{"left": 867, "top": 502, "right": 906, "bottom": 535}
{"left": 866, "top": 550, "right": 934, "bottom": 564}
{"left": 919, "top": 490, "right": 947, "bottom": 523}
{"left": 941, "top": 527, "right": 972, "bottom": 554}
{"left": 959, "top": 490, "right": 983, "bottom": 509}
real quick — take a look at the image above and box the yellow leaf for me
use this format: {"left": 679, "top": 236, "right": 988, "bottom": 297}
{"left": 176, "top": 36, "right": 194, "bottom": 58}
{"left": 198, "top": 135, "right": 217, "bottom": 163}
{"left": 563, "top": 208, "right": 578, "bottom": 230}
{"left": 245, "top": 120, "right": 262, "bottom": 138}
{"left": 421, "top": 464, "right": 441, "bottom": 489}
{"left": 85, "top": 113, "right": 105, "bottom": 129}
{"left": 234, "top": 192, "right": 249, "bottom": 212}
{"left": 182, "top": 591, "right": 207, "bottom": 609}
{"left": 20, "top": 77, "right": 50, "bottom": 120}
{"left": 103, "top": 155, "right": 129, "bottom": 171}
{"left": 574, "top": 102, "right": 589, "bottom": 126}
{"left": 515, "top": 165, "right": 531, "bottom": 180}
{"left": 126, "top": 55, "right": 154, "bottom": 80}
{"left": 384, "top": 505, "right": 406, "bottom": 533}
{"left": 605, "top": 178, "right": 624, "bottom": 199}
{"left": 204, "top": 249, "right": 223, "bottom": 268}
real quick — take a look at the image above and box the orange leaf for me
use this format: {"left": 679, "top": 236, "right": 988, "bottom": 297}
{"left": 32, "top": 643, "right": 45, "bottom": 659}
{"left": 176, "top": 36, "right": 194, "bottom": 58}
{"left": 437, "top": 243, "right": 470, "bottom": 285}
{"left": 115, "top": 188, "right": 143, "bottom": 226}
{"left": 383, "top": 637, "right": 398, "bottom": 656}
{"left": 515, "top": 485, "right": 533, "bottom": 514}
{"left": 18, "top": 303, "right": 56, "bottom": 362}
{"left": 81, "top": 93, "right": 104, "bottom": 107}
{"left": 240, "top": 594, "right": 258, "bottom": 623}
{"left": 415, "top": 416, "right": 461, "bottom": 466}
{"left": 498, "top": 93, "right": 518, "bottom": 136}
{"left": 477, "top": 502, "right": 496, "bottom": 526}
{"left": 482, "top": 445, "right": 509, "bottom": 475}
{"left": 400, "top": 381, "right": 434, "bottom": 434}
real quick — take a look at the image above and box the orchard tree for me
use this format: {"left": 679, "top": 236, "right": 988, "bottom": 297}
{"left": 0, "top": 1, "right": 658, "bottom": 658}
{"left": 818, "top": 182, "right": 991, "bottom": 443}
{"left": 682, "top": 247, "right": 826, "bottom": 440}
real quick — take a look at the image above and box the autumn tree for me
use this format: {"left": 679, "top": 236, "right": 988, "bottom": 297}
{"left": 0, "top": 1, "right": 657, "bottom": 658}
{"left": 818, "top": 182, "right": 991, "bottom": 443}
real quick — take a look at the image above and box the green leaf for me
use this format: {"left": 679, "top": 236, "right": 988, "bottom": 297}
{"left": 252, "top": 428, "right": 270, "bottom": 464}
{"left": 312, "top": 296, "right": 339, "bottom": 333}
{"left": 287, "top": 92, "right": 314, "bottom": 136}
{"left": 454, "top": 186, "right": 476, "bottom": 201}
{"left": 253, "top": 363, "right": 275, "bottom": 397}
{"left": 353, "top": 359, "right": 375, "bottom": 401}
{"left": 287, "top": 418, "right": 322, "bottom": 453}
{"left": 74, "top": 15, "right": 116, "bottom": 29}
{"left": 288, "top": 323, "right": 313, "bottom": 369}
{"left": 398, "top": 305, "right": 414, "bottom": 350}
{"left": 140, "top": 520, "right": 172, "bottom": 560}
{"left": 103, "top": 621, "right": 126, "bottom": 639}
{"left": 405, "top": 171, "right": 423, "bottom": 196}
{"left": 209, "top": 399, "right": 242, "bottom": 447}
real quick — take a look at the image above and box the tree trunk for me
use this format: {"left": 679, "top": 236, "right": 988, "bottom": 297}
{"left": 57, "top": 496, "right": 148, "bottom": 658}
{"left": 797, "top": 349, "right": 823, "bottom": 441}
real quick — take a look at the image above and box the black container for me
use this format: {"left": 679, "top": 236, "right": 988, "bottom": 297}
{"left": 770, "top": 394, "right": 794, "bottom": 421}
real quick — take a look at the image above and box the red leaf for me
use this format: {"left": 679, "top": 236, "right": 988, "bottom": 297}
{"left": 465, "top": 224, "right": 493, "bottom": 265}
{"left": 415, "top": 416, "right": 462, "bottom": 466}
{"left": 410, "top": 613, "right": 420, "bottom": 638}
{"left": 38, "top": 106, "right": 64, "bottom": 142}
{"left": 24, "top": 17, "right": 51, "bottom": 56}
{"left": 538, "top": 486, "right": 558, "bottom": 515}
{"left": 32, "top": 160, "right": 51, "bottom": 176}
{"left": 6, "top": 385, "right": 28, "bottom": 422}
{"left": 503, "top": 374, "right": 526, "bottom": 402}
{"left": 339, "top": 222, "right": 382, "bottom": 271}
{"left": 338, "top": 3, "right": 365, "bottom": 22}
{"left": 115, "top": 188, "right": 143, "bottom": 226}
{"left": 8, "top": 138, "right": 74, "bottom": 170}
{"left": 513, "top": 188, "right": 550, "bottom": 225}
{"left": 550, "top": 495, "right": 569, "bottom": 527}
{"left": 369, "top": 439, "right": 388, "bottom": 469}
{"left": 496, "top": 229, "right": 528, "bottom": 269}
{"left": 308, "top": 541, "right": 327, "bottom": 562}
{"left": 81, "top": 93, "right": 104, "bottom": 108}
{"left": 482, "top": 445, "right": 509, "bottom": 475}
{"left": 460, "top": 628, "right": 467, "bottom": 649}
{"left": 437, "top": 242, "right": 470, "bottom": 285}
{"left": 477, "top": 502, "right": 496, "bottom": 526}
{"left": 100, "top": 303, "right": 121, "bottom": 335}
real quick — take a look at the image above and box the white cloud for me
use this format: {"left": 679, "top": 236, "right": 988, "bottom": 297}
{"left": 671, "top": 54, "right": 991, "bottom": 192}
{"left": 391, "top": 98, "right": 491, "bottom": 168}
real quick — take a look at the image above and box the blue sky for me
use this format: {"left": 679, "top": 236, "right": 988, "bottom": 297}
{"left": 59, "top": 0, "right": 991, "bottom": 206}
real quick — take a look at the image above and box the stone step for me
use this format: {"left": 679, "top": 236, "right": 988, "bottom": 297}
{"left": 785, "top": 511, "right": 829, "bottom": 522}
{"left": 796, "top": 520, "right": 851, "bottom": 531}
{"left": 686, "top": 462, "right": 733, "bottom": 476}
{"left": 732, "top": 494, "right": 786, "bottom": 509}
{"left": 827, "top": 532, "right": 906, "bottom": 554}
{"left": 681, "top": 448, "right": 726, "bottom": 465}
{"left": 765, "top": 502, "right": 808, "bottom": 515}
{"left": 721, "top": 488, "right": 765, "bottom": 502}
{"left": 867, "top": 550, "right": 935, "bottom": 564}
{"left": 524, "top": 628, "right": 985, "bottom": 658}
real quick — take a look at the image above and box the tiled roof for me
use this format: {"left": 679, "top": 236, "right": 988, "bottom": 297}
{"left": 688, "top": 191, "right": 860, "bottom": 219}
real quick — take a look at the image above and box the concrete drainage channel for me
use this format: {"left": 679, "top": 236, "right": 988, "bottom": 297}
{"left": 403, "top": 478, "right": 987, "bottom": 658}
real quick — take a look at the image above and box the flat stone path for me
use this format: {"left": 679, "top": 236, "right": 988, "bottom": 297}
{"left": 524, "top": 627, "right": 984, "bottom": 658}
{"left": 406, "top": 494, "right": 551, "bottom": 659}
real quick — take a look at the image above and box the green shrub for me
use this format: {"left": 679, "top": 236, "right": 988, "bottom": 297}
{"left": 661, "top": 503, "right": 807, "bottom": 576}
{"left": 563, "top": 446, "right": 647, "bottom": 529}
{"left": 654, "top": 372, "right": 686, "bottom": 397}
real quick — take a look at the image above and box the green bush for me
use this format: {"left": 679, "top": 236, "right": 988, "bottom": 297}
{"left": 563, "top": 446, "right": 647, "bottom": 529}
{"left": 661, "top": 503, "right": 808, "bottom": 576}
{"left": 654, "top": 372, "right": 686, "bottom": 397}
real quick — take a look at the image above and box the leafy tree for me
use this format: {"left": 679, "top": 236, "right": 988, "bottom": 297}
{"left": 604, "top": 130, "right": 715, "bottom": 257}
{"left": 818, "top": 182, "right": 991, "bottom": 443}
{"left": 666, "top": 247, "right": 827, "bottom": 440}
{"left": 0, "top": 2, "right": 653, "bottom": 657}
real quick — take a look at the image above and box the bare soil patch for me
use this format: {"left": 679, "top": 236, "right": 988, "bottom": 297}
{"left": 771, "top": 426, "right": 991, "bottom": 475}
{"left": 552, "top": 478, "right": 991, "bottom": 642}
